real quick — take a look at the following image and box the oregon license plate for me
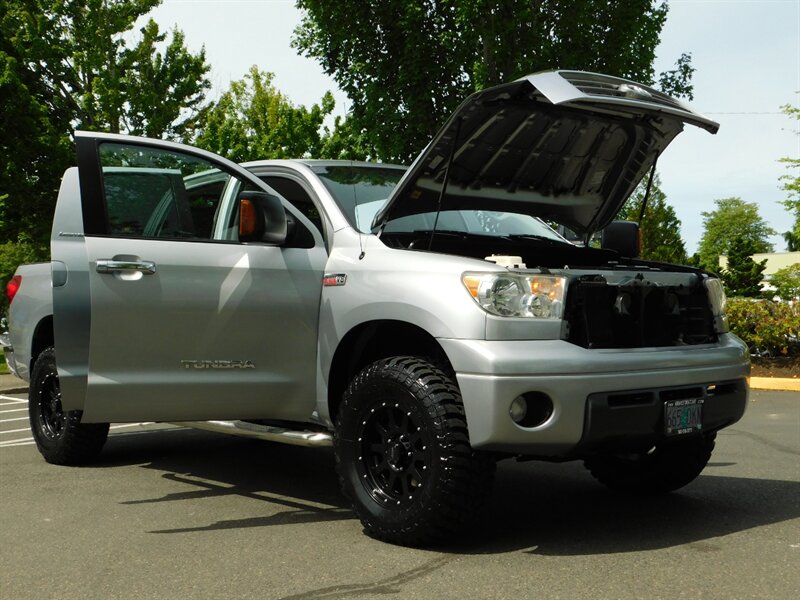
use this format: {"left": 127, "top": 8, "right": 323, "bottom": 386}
{"left": 664, "top": 398, "right": 704, "bottom": 436}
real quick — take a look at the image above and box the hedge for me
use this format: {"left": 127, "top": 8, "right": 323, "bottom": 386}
{"left": 726, "top": 298, "right": 800, "bottom": 357}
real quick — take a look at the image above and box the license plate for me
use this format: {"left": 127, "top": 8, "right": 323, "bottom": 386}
{"left": 664, "top": 398, "right": 704, "bottom": 436}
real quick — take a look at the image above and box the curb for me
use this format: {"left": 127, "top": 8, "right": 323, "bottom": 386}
{"left": 749, "top": 377, "right": 800, "bottom": 392}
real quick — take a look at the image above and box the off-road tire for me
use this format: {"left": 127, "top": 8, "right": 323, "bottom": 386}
{"left": 29, "top": 347, "right": 109, "bottom": 465}
{"left": 335, "top": 356, "right": 495, "bottom": 546}
{"left": 584, "top": 434, "right": 716, "bottom": 495}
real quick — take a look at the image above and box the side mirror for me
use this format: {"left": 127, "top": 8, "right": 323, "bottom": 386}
{"left": 238, "top": 191, "right": 286, "bottom": 245}
{"left": 601, "top": 220, "right": 641, "bottom": 258}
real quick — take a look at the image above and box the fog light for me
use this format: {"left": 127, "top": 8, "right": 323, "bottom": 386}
{"left": 509, "top": 396, "right": 528, "bottom": 423}
{"left": 511, "top": 392, "right": 554, "bottom": 428}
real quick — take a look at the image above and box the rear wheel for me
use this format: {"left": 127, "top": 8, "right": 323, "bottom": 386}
{"left": 334, "top": 356, "right": 495, "bottom": 546}
{"left": 29, "top": 348, "right": 109, "bottom": 465}
{"left": 584, "top": 434, "right": 716, "bottom": 494}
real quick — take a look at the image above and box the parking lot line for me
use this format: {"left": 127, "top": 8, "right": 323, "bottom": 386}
{"left": 0, "top": 422, "right": 158, "bottom": 448}
{"left": 0, "top": 397, "right": 27, "bottom": 404}
{"left": 0, "top": 407, "right": 27, "bottom": 414}
{"left": 0, "top": 427, "right": 33, "bottom": 435}
{"left": 0, "top": 416, "right": 28, "bottom": 423}
{"left": 0, "top": 439, "right": 34, "bottom": 447}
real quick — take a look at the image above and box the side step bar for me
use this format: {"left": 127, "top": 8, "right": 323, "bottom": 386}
{"left": 177, "top": 420, "right": 333, "bottom": 448}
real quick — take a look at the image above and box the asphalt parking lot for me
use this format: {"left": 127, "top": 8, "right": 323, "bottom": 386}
{"left": 1, "top": 390, "right": 798, "bottom": 599}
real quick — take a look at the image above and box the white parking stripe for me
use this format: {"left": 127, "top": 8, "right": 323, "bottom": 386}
{"left": 0, "top": 439, "right": 35, "bottom": 447}
{"left": 0, "top": 427, "right": 32, "bottom": 434}
{"left": 0, "top": 408, "right": 27, "bottom": 414}
{"left": 0, "top": 397, "right": 27, "bottom": 404}
{"left": 0, "top": 416, "right": 28, "bottom": 423}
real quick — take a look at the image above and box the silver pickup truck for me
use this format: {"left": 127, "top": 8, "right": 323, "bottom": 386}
{"left": 4, "top": 71, "right": 749, "bottom": 545}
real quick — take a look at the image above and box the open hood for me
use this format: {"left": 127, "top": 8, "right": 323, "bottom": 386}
{"left": 374, "top": 70, "right": 718, "bottom": 237}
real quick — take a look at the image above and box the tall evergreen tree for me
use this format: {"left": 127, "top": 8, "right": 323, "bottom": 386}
{"left": 722, "top": 236, "right": 767, "bottom": 297}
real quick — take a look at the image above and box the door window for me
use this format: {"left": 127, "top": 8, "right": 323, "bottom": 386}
{"left": 98, "top": 143, "right": 236, "bottom": 241}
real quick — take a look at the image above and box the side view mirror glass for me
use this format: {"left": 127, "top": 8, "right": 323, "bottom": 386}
{"left": 601, "top": 220, "right": 641, "bottom": 258}
{"left": 238, "top": 191, "right": 287, "bottom": 245}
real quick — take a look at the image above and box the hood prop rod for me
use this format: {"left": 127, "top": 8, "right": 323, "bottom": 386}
{"left": 638, "top": 157, "right": 658, "bottom": 223}
{"left": 428, "top": 116, "right": 463, "bottom": 251}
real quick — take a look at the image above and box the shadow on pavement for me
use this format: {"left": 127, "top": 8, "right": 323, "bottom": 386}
{"left": 95, "top": 427, "right": 800, "bottom": 554}
{"left": 456, "top": 458, "right": 800, "bottom": 555}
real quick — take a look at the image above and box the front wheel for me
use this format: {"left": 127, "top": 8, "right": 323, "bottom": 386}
{"left": 29, "top": 347, "right": 109, "bottom": 465}
{"left": 334, "top": 356, "right": 495, "bottom": 546}
{"left": 584, "top": 434, "right": 716, "bottom": 495}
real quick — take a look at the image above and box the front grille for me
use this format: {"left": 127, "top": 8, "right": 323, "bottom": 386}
{"left": 565, "top": 278, "right": 717, "bottom": 349}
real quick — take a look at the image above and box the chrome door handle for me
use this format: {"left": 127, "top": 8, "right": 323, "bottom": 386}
{"left": 96, "top": 259, "right": 157, "bottom": 274}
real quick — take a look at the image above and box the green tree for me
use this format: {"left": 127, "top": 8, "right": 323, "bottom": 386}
{"left": 769, "top": 263, "right": 800, "bottom": 300}
{"left": 617, "top": 174, "right": 688, "bottom": 264}
{"left": 697, "top": 197, "right": 775, "bottom": 272}
{"left": 318, "top": 116, "right": 378, "bottom": 161}
{"left": 0, "top": 46, "right": 73, "bottom": 247}
{"left": 293, "top": 0, "right": 694, "bottom": 162}
{"left": 194, "top": 67, "right": 338, "bottom": 162}
{"left": 721, "top": 236, "right": 767, "bottom": 297}
{"left": 0, "top": 0, "right": 210, "bottom": 262}
{"left": 778, "top": 103, "right": 799, "bottom": 250}
{"left": 2, "top": 1, "right": 209, "bottom": 136}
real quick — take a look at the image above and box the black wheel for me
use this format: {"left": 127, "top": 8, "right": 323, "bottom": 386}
{"left": 29, "top": 347, "right": 109, "bottom": 465}
{"left": 584, "top": 434, "right": 716, "bottom": 494}
{"left": 334, "top": 356, "right": 495, "bottom": 546}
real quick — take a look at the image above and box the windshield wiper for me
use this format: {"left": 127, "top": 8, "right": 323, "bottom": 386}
{"left": 506, "top": 234, "right": 570, "bottom": 245}
{"left": 412, "top": 229, "right": 500, "bottom": 240}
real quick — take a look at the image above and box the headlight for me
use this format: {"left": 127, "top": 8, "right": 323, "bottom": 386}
{"left": 462, "top": 273, "right": 567, "bottom": 319}
{"left": 704, "top": 277, "right": 729, "bottom": 333}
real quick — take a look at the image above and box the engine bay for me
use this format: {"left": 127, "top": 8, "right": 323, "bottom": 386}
{"left": 382, "top": 231, "right": 718, "bottom": 349}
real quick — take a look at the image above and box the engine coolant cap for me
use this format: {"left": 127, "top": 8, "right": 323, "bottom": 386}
{"left": 485, "top": 255, "right": 526, "bottom": 269}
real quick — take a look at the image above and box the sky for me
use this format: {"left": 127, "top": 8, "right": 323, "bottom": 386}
{"left": 143, "top": 0, "right": 800, "bottom": 254}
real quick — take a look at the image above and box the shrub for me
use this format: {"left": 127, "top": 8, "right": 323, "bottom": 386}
{"left": 0, "top": 234, "right": 49, "bottom": 313}
{"left": 726, "top": 298, "right": 800, "bottom": 357}
{"left": 769, "top": 263, "right": 800, "bottom": 301}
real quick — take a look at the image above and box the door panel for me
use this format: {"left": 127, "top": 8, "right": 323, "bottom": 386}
{"left": 81, "top": 237, "right": 326, "bottom": 422}
{"left": 55, "top": 132, "right": 326, "bottom": 422}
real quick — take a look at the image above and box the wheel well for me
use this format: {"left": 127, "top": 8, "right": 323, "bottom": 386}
{"left": 327, "top": 320, "right": 452, "bottom": 421}
{"left": 30, "top": 316, "right": 54, "bottom": 372}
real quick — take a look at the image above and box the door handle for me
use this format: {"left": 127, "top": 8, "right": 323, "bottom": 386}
{"left": 96, "top": 259, "right": 157, "bottom": 274}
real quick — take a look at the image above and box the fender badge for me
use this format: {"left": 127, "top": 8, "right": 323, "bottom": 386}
{"left": 323, "top": 273, "right": 347, "bottom": 287}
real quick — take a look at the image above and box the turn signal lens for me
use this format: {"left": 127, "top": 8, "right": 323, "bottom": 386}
{"left": 239, "top": 199, "right": 258, "bottom": 239}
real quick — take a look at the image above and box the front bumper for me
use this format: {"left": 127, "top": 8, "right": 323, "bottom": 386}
{"left": 440, "top": 334, "right": 750, "bottom": 456}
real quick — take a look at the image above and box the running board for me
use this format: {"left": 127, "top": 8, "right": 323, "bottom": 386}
{"left": 176, "top": 420, "right": 333, "bottom": 447}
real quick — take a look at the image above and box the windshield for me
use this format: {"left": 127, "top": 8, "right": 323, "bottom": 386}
{"left": 314, "top": 163, "right": 567, "bottom": 242}
{"left": 313, "top": 165, "right": 406, "bottom": 232}
{"left": 382, "top": 210, "right": 567, "bottom": 241}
